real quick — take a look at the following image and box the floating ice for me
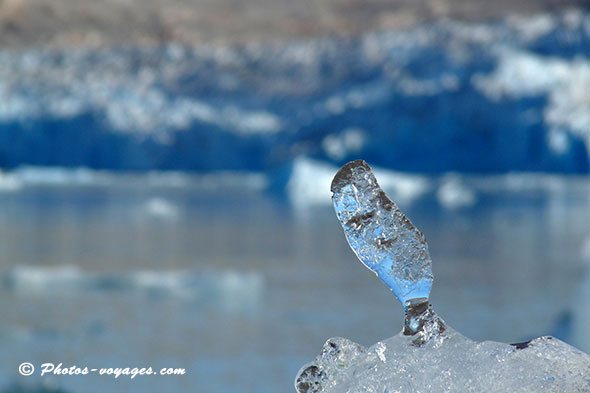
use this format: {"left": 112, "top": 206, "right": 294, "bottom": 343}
{"left": 437, "top": 174, "right": 477, "bottom": 209}
{"left": 296, "top": 159, "right": 590, "bottom": 393}
{"left": 0, "top": 166, "right": 268, "bottom": 192}
{"left": 2, "top": 266, "right": 264, "bottom": 312}
{"left": 0, "top": 171, "right": 22, "bottom": 192}
{"left": 141, "top": 197, "right": 180, "bottom": 221}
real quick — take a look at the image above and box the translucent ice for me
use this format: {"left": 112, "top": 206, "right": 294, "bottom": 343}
{"left": 296, "top": 329, "right": 590, "bottom": 393}
{"left": 296, "top": 159, "right": 590, "bottom": 393}
{"left": 331, "top": 160, "right": 433, "bottom": 307}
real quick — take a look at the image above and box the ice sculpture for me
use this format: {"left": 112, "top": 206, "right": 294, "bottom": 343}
{"left": 295, "top": 160, "right": 590, "bottom": 393}
{"left": 331, "top": 159, "right": 444, "bottom": 343}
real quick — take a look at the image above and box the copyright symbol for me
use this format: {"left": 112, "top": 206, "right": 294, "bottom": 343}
{"left": 19, "top": 362, "right": 34, "bottom": 376}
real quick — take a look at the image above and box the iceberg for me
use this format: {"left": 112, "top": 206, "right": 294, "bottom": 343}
{"left": 295, "top": 160, "right": 590, "bottom": 393}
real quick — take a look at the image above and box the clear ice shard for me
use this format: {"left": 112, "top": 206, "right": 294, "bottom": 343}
{"left": 330, "top": 159, "right": 433, "bottom": 307}
{"left": 295, "top": 159, "right": 590, "bottom": 393}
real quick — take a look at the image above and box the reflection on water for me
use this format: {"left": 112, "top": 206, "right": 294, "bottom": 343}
{"left": 0, "top": 172, "right": 588, "bottom": 393}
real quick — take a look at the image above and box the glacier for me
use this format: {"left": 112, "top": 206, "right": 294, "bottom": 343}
{"left": 0, "top": 11, "right": 589, "bottom": 174}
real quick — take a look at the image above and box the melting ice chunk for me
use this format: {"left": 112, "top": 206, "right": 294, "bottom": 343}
{"left": 296, "top": 330, "right": 590, "bottom": 393}
{"left": 331, "top": 160, "right": 433, "bottom": 307}
{"left": 296, "top": 159, "right": 590, "bottom": 393}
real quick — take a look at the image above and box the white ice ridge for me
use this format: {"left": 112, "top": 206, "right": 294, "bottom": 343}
{"left": 330, "top": 160, "right": 433, "bottom": 306}
{"left": 295, "top": 330, "right": 590, "bottom": 393}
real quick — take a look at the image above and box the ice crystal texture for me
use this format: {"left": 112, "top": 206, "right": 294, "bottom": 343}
{"left": 296, "top": 330, "right": 590, "bottom": 393}
{"left": 331, "top": 160, "right": 433, "bottom": 306}
{"left": 296, "top": 159, "right": 590, "bottom": 393}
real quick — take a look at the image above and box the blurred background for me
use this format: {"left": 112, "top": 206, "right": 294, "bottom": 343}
{"left": 0, "top": 0, "right": 589, "bottom": 392}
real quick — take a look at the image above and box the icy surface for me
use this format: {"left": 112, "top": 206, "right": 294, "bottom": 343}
{"left": 296, "top": 329, "right": 590, "bottom": 393}
{"left": 331, "top": 160, "right": 433, "bottom": 305}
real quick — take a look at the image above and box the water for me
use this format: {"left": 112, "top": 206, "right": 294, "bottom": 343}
{"left": 0, "top": 170, "right": 589, "bottom": 392}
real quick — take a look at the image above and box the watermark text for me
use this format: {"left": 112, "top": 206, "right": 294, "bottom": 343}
{"left": 19, "top": 362, "right": 185, "bottom": 379}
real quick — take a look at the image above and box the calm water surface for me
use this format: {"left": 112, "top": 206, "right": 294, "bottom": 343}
{"left": 0, "top": 173, "right": 588, "bottom": 393}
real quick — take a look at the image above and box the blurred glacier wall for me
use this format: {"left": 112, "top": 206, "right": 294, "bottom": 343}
{"left": 0, "top": 11, "right": 589, "bottom": 178}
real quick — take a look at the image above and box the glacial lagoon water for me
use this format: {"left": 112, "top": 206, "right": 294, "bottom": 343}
{"left": 0, "top": 167, "right": 589, "bottom": 393}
